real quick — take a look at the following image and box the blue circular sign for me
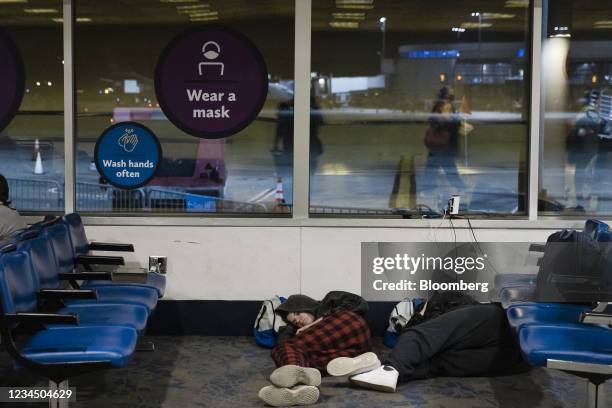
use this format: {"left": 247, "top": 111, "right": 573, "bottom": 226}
{"left": 94, "top": 122, "right": 162, "bottom": 189}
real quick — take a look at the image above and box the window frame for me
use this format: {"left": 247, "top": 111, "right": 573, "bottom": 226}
{"left": 54, "top": 0, "right": 600, "bottom": 228}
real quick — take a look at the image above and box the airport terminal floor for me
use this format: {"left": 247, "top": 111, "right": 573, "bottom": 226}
{"left": 1, "top": 337, "right": 610, "bottom": 408}
{"left": 5, "top": 1, "right": 612, "bottom": 407}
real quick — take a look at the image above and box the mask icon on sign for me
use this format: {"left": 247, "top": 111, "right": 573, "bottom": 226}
{"left": 118, "top": 130, "right": 138, "bottom": 153}
{"left": 198, "top": 41, "right": 224, "bottom": 76}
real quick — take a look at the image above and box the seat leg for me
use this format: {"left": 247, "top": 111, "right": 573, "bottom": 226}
{"left": 48, "top": 380, "right": 70, "bottom": 408}
{"left": 587, "top": 380, "right": 605, "bottom": 408}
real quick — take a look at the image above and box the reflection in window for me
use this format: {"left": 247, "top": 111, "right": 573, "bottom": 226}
{"left": 75, "top": 1, "right": 294, "bottom": 214}
{"left": 0, "top": 2, "right": 64, "bottom": 212}
{"left": 541, "top": 0, "right": 612, "bottom": 215}
{"left": 310, "top": 0, "right": 530, "bottom": 217}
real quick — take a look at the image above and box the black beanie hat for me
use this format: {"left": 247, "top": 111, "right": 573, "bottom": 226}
{"left": 276, "top": 294, "right": 320, "bottom": 323}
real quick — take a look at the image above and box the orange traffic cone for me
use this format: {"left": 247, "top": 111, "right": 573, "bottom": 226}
{"left": 273, "top": 177, "right": 288, "bottom": 213}
{"left": 31, "top": 138, "right": 40, "bottom": 161}
{"left": 33, "top": 151, "right": 44, "bottom": 175}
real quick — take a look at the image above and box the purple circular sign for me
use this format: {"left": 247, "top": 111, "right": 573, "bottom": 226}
{"left": 155, "top": 26, "right": 268, "bottom": 139}
{"left": 0, "top": 29, "right": 24, "bottom": 133}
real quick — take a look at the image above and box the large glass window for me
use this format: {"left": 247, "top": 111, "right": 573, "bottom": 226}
{"left": 75, "top": 0, "right": 294, "bottom": 214}
{"left": 310, "top": 0, "right": 530, "bottom": 217}
{"left": 0, "top": 2, "right": 64, "bottom": 212}
{"left": 540, "top": 0, "right": 612, "bottom": 215}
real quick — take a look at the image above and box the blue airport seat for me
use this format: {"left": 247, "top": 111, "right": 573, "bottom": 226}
{"left": 62, "top": 213, "right": 166, "bottom": 297}
{"left": 22, "top": 325, "right": 137, "bottom": 366}
{"left": 64, "top": 285, "right": 158, "bottom": 311}
{"left": 57, "top": 303, "right": 148, "bottom": 331}
{"left": 506, "top": 303, "right": 591, "bottom": 333}
{"left": 519, "top": 323, "right": 612, "bottom": 367}
{"left": 63, "top": 213, "right": 134, "bottom": 255}
{"left": 500, "top": 285, "right": 537, "bottom": 309}
{"left": 13, "top": 224, "right": 158, "bottom": 313}
{"left": 0, "top": 243, "right": 138, "bottom": 384}
{"left": 1, "top": 241, "right": 149, "bottom": 331}
{"left": 584, "top": 219, "right": 610, "bottom": 240}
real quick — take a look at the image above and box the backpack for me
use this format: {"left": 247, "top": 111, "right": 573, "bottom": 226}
{"left": 536, "top": 229, "right": 601, "bottom": 302}
{"left": 383, "top": 298, "right": 425, "bottom": 348}
{"left": 253, "top": 296, "right": 286, "bottom": 348}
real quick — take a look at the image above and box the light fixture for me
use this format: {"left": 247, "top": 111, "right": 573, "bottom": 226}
{"left": 460, "top": 22, "right": 492, "bottom": 29}
{"left": 52, "top": 17, "right": 92, "bottom": 22}
{"left": 332, "top": 12, "right": 366, "bottom": 20}
{"left": 481, "top": 13, "right": 515, "bottom": 20}
{"left": 47, "top": 81, "right": 52, "bottom": 86}
{"left": 471, "top": 12, "right": 480, "bottom": 17}
{"left": 379, "top": 17, "right": 386, "bottom": 23}
{"left": 594, "top": 20, "right": 612, "bottom": 29}
{"left": 176, "top": 4, "right": 210, "bottom": 12}
{"left": 23, "top": 8, "right": 58, "bottom": 13}
{"left": 190, "top": 16, "right": 219, "bottom": 22}
{"left": 452, "top": 27, "right": 466, "bottom": 32}
{"left": 187, "top": 11, "right": 218, "bottom": 18}
{"left": 336, "top": 1, "right": 374, "bottom": 10}
{"left": 504, "top": 0, "right": 529, "bottom": 8}
{"left": 329, "top": 21, "right": 359, "bottom": 29}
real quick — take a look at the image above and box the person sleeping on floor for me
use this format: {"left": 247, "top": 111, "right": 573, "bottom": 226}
{"left": 258, "top": 291, "right": 524, "bottom": 407}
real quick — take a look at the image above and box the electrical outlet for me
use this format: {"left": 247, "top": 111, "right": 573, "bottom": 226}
{"left": 149, "top": 256, "right": 167, "bottom": 274}
{"left": 448, "top": 195, "right": 461, "bottom": 215}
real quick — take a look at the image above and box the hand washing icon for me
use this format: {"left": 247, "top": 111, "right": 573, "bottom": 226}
{"left": 118, "top": 129, "right": 138, "bottom": 152}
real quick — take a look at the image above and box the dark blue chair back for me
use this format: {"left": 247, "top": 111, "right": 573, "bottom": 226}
{"left": 14, "top": 230, "right": 61, "bottom": 290}
{"left": 62, "top": 213, "right": 89, "bottom": 257}
{"left": 43, "top": 222, "right": 75, "bottom": 275}
{"left": 0, "top": 248, "right": 39, "bottom": 315}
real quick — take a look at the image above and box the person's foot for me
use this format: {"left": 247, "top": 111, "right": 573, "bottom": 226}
{"left": 270, "top": 365, "right": 321, "bottom": 388}
{"left": 349, "top": 365, "right": 399, "bottom": 393}
{"left": 326, "top": 352, "right": 381, "bottom": 376}
{"left": 258, "top": 385, "right": 319, "bottom": 407}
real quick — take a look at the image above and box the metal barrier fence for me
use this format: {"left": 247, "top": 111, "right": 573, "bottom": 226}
{"left": 146, "top": 188, "right": 268, "bottom": 213}
{"left": 7, "top": 178, "right": 63, "bottom": 211}
{"left": 8, "top": 178, "right": 398, "bottom": 215}
{"left": 309, "top": 205, "right": 396, "bottom": 216}
{"left": 76, "top": 182, "right": 146, "bottom": 212}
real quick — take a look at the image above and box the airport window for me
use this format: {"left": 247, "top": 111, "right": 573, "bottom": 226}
{"left": 540, "top": 0, "right": 612, "bottom": 216}
{"left": 74, "top": 0, "right": 294, "bottom": 214}
{"left": 0, "top": 2, "right": 64, "bottom": 212}
{"left": 309, "top": 0, "right": 530, "bottom": 217}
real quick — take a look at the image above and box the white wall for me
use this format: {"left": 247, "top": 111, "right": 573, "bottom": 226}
{"left": 85, "top": 224, "right": 565, "bottom": 300}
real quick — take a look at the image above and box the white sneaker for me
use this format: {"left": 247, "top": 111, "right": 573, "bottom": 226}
{"left": 258, "top": 385, "right": 319, "bottom": 407}
{"left": 349, "top": 365, "right": 399, "bottom": 393}
{"left": 326, "top": 352, "right": 381, "bottom": 376}
{"left": 270, "top": 365, "right": 321, "bottom": 388}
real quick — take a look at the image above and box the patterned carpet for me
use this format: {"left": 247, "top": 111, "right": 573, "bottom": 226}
{"left": 0, "top": 336, "right": 610, "bottom": 407}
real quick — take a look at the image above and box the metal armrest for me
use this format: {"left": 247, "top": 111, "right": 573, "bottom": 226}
{"left": 5, "top": 312, "right": 79, "bottom": 325}
{"left": 581, "top": 311, "right": 612, "bottom": 325}
{"left": 89, "top": 242, "right": 134, "bottom": 252}
{"left": 37, "top": 289, "right": 98, "bottom": 300}
{"left": 529, "top": 244, "right": 546, "bottom": 253}
{"left": 59, "top": 272, "right": 112, "bottom": 281}
{"left": 76, "top": 255, "right": 125, "bottom": 266}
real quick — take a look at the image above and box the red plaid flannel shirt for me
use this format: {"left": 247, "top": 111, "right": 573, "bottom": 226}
{"left": 271, "top": 309, "right": 372, "bottom": 372}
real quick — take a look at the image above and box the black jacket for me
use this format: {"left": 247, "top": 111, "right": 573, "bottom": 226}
{"left": 403, "top": 291, "right": 478, "bottom": 330}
